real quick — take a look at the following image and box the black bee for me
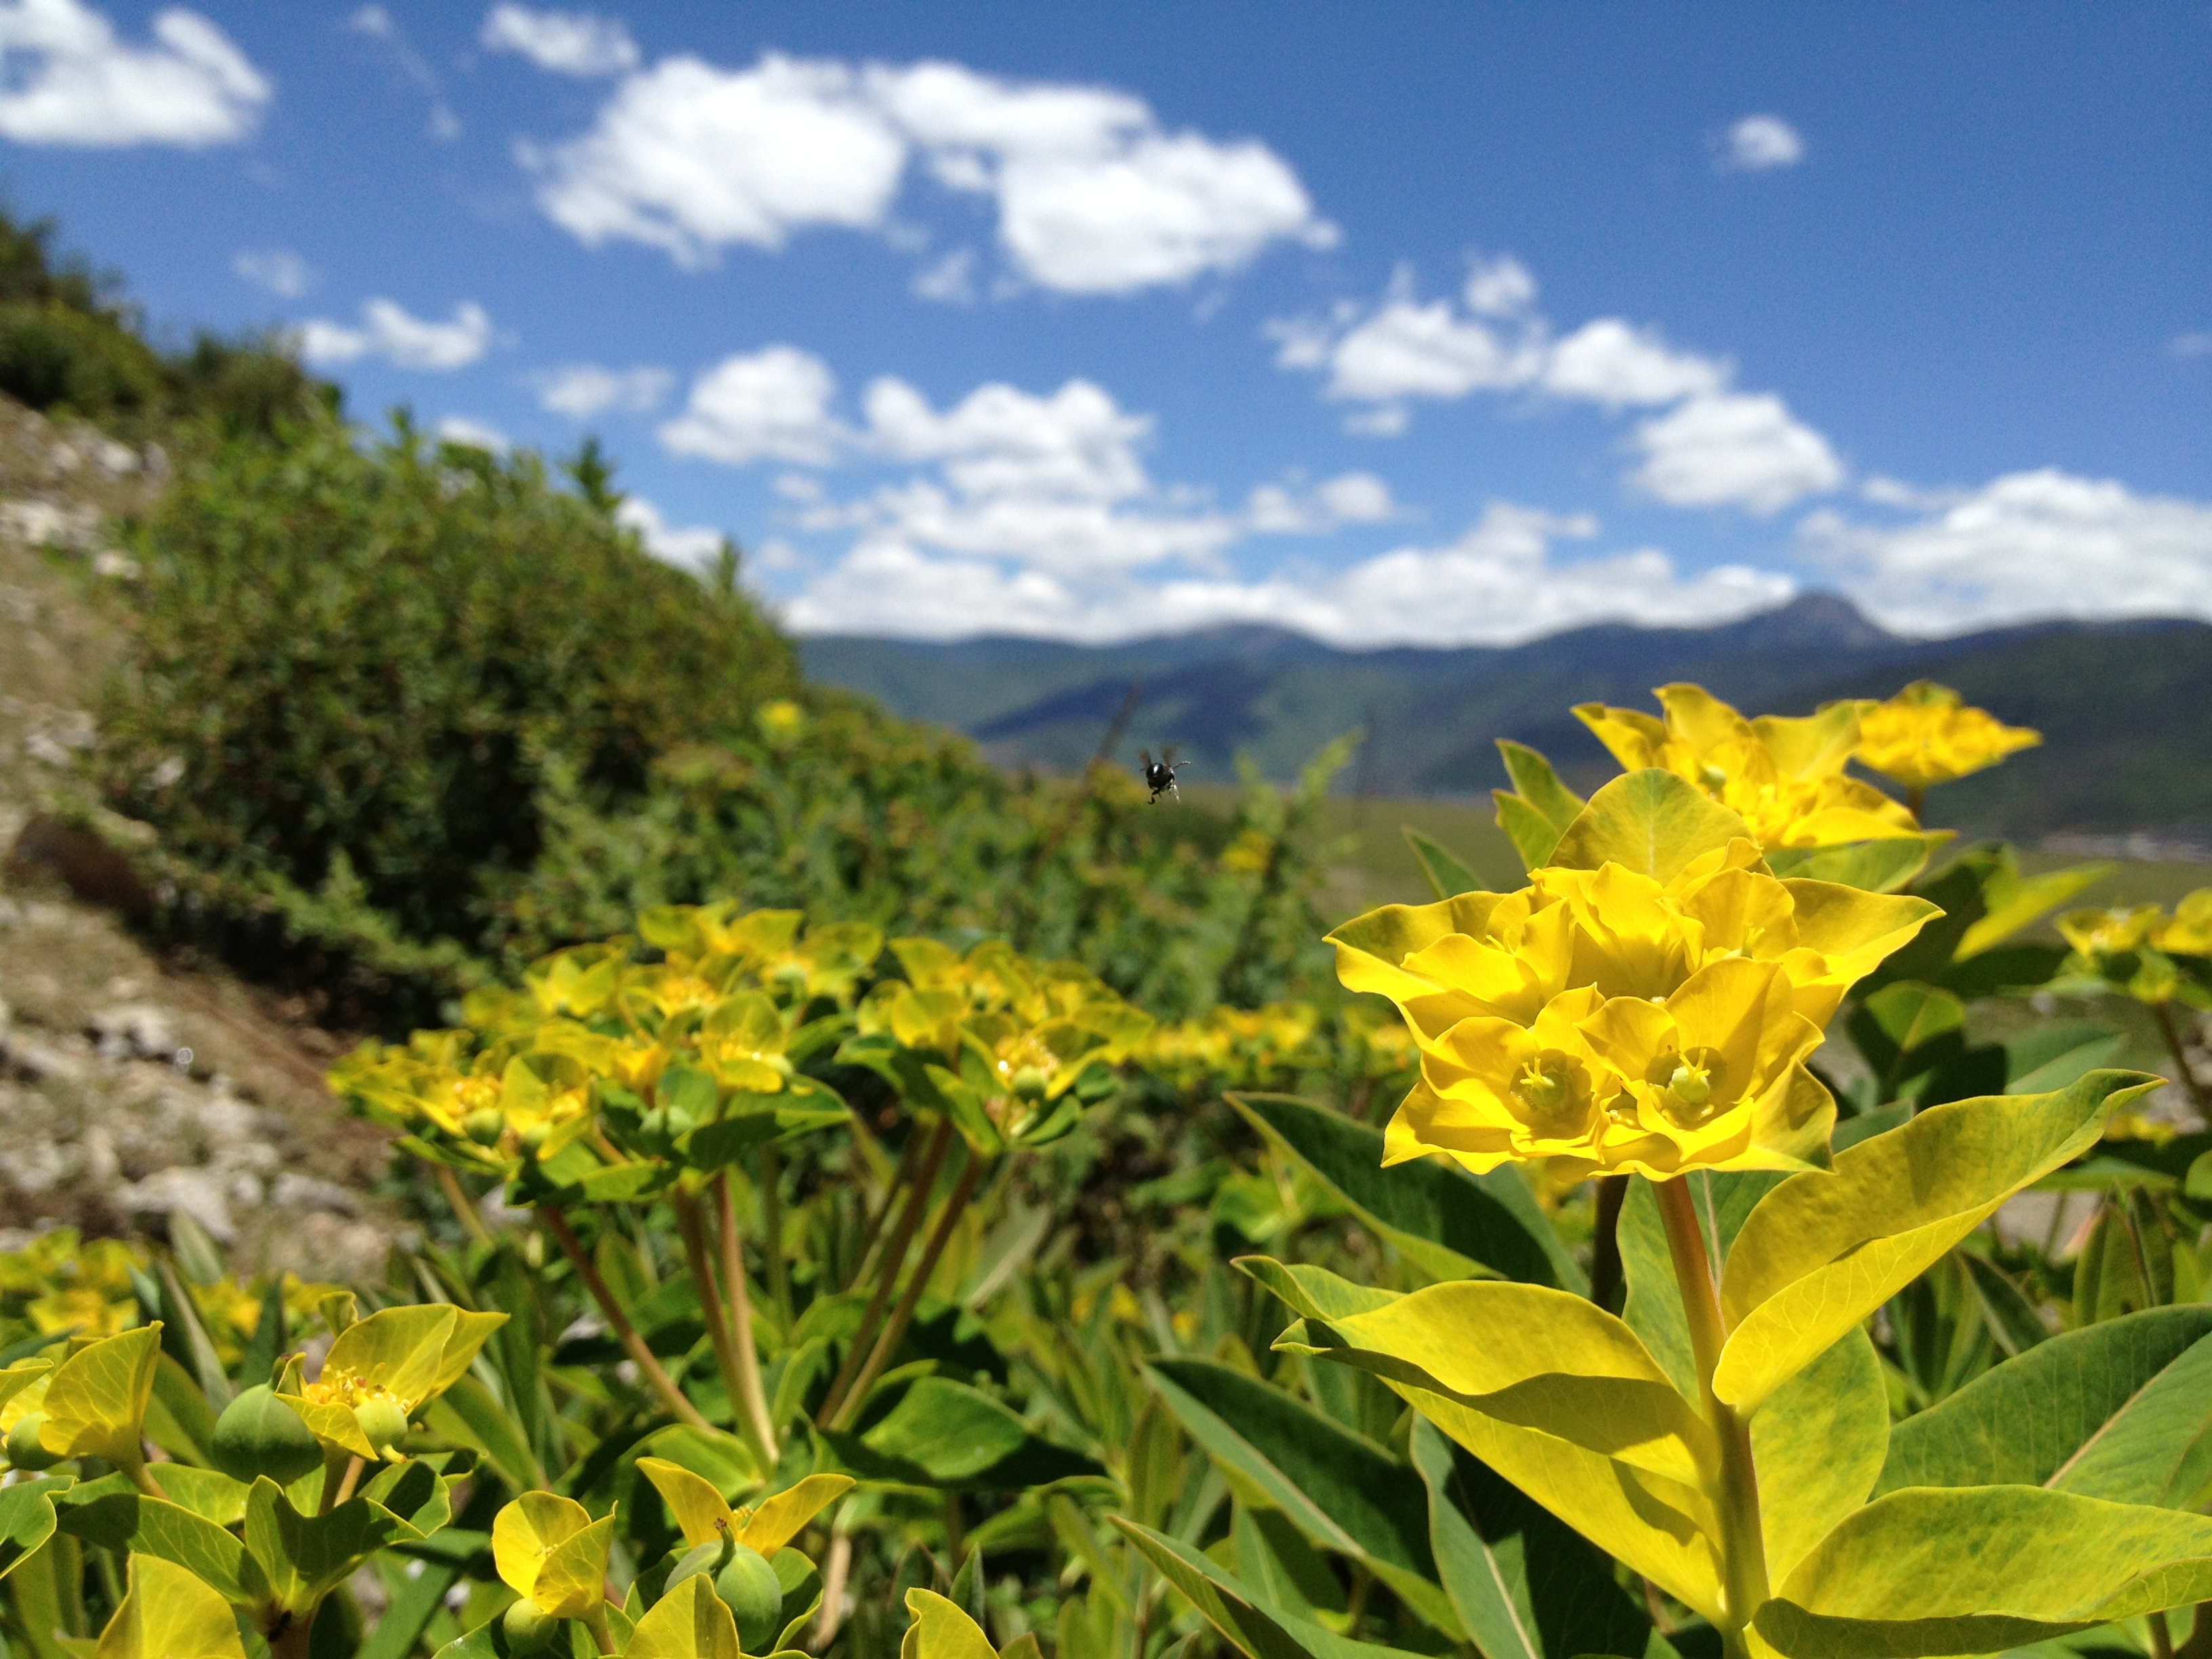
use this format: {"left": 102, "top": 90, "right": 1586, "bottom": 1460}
{"left": 1140, "top": 747, "right": 1187, "bottom": 804}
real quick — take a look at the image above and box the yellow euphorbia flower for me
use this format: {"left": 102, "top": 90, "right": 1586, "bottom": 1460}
{"left": 2060, "top": 899, "right": 2212, "bottom": 1008}
{"left": 1576, "top": 684, "right": 1919, "bottom": 848}
{"left": 279, "top": 1303, "right": 505, "bottom": 1462}
{"left": 1853, "top": 680, "right": 2040, "bottom": 792}
{"left": 2154, "top": 889, "right": 2212, "bottom": 958}
{"left": 1331, "top": 839, "right": 1937, "bottom": 1177}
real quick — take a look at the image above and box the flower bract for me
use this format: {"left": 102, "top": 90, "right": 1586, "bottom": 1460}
{"left": 1853, "top": 679, "right": 2041, "bottom": 790}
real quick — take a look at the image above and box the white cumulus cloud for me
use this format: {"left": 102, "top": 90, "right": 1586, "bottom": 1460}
{"left": 479, "top": 4, "right": 636, "bottom": 77}
{"left": 232, "top": 247, "right": 314, "bottom": 298}
{"left": 781, "top": 500, "right": 1794, "bottom": 646}
{"left": 533, "top": 362, "right": 673, "bottom": 417}
{"left": 862, "top": 375, "right": 1152, "bottom": 501}
{"left": 2172, "top": 331, "right": 2212, "bottom": 360}
{"left": 298, "top": 300, "right": 495, "bottom": 372}
{"left": 0, "top": 0, "right": 268, "bottom": 146}
{"left": 1803, "top": 469, "right": 2212, "bottom": 634}
{"left": 1243, "top": 471, "right": 1400, "bottom": 534}
{"left": 1542, "top": 319, "right": 1727, "bottom": 408}
{"left": 521, "top": 50, "right": 1331, "bottom": 293}
{"left": 618, "top": 495, "right": 726, "bottom": 567}
{"left": 1719, "top": 114, "right": 1805, "bottom": 171}
{"left": 1631, "top": 392, "right": 1844, "bottom": 514}
{"left": 660, "top": 345, "right": 848, "bottom": 465}
{"left": 525, "top": 55, "right": 905, "bottom": 266}
{"left": 436, "top": 415, "right": 508, "bottom": 452}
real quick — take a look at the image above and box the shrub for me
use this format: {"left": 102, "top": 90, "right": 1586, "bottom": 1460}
{"left": 96, "top": 414, "right": 801, "bottom": 958}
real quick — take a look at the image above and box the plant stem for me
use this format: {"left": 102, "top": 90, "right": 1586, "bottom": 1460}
{"left": 541, "top": 1206, "right": 712, "bottom": 1432}
{"left": 845, "top": 1127, "right": 924, "bottom": 1291}
{"left": 817, "top": 1119, "right": 954, "bottom": 1427}
{"left": 584, "top": 1603, "right": 619, "bottom": 1656}
{"left": 270, "top": 1610, "right": 316, "bottom": 1659}
{"left": 1652, "top": 1176, "right": 1770, "bottom": 1653}
{"left": 2152, "top": 1002, "right": 2210, "bottom": 1113}
{"left": 122, "top": 1453, "right": 169, "bottom": 1501}
{"left": 674, "top": 1187, "right": 773, "bottom": 1467}
{"left": 760, "top": 1143, "right": 792, "bottom": 1322}
{"left": 715, "top": 1172, "right": 781, "bottom": 1462}
{"left": 828, "top": 1147, "right": 986, "bottom": 1432}
{"left": 430, "top": 1162, "right": 496, "bottom": 1248}
{"left": 331, "top": 1455, "right": 366, "bottom": 1508}
{"left": 1905, "top": 783, "right": 1927, "bottom": 821}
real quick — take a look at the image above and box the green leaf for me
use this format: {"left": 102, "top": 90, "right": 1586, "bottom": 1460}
{"left": 901, "top": 1587, "right": 995, "bottom": 1659}
{"left": 241, "top": 1476, "right": 409, "bottom": 1614}
{"left": 826, "top": 1378, "right": 1101, "bottom": 1490}
{"left": 1618, "top": 1172, "right": 1790, "bottom": 1403}
{"left": 1957, "top": 1251, "right": 2053, "bottom": 1358}
{"left": 54, "top": 1486, "right": 254, "bottom": 1605}
{"left": 1404, "top": 828, "right": 1484, "bottom": 901}
{"left": 0, "top": 1476, "right": 66, "bottom": 1581}
{"left": 2002, "top": 1023, "right": 2127, "bottom": 1097}
{"left": 1756, "top": 1487, "right": 2212, "bottom": 1657}
{"left": 1233, "top": 1258, "right": 1399, "bottom": 1324}
{"left": 1955, "top": 861, "right": 2112, "bottom": 958}
{"left": 1227, "top": 1094, "right": 1582, "bottom": 1292}
{"left": 1748, "top": 1328, "right": 1888, "bottom": 1585}
{"left": 1109, "top": 1517, "right": 1433, "bottom": 1659}
{"left": 1847, "top": 981, "right": 1965, "bottom": 1095}
{"left": 1493, "top": 794, "right": 1567, "bottom": 874}
{"left": 1762, "top": 836, "right": 1943, "bottom": 893}
{"left": 632, "top": 1573, "right": 741, "bottom": 1659}
{"left": 91, "top": 1553, "right": 246, "bottom": 1659}
{"left": 1548, "top": 771, "right": 1751, "bottom": 881}
{"left": 1714, "top": 1069, "right": 2160, "bottom": 1413}
{"left": 422, "top": 1373, "right": 541, "bottom": 1494}
{"left": 1497, "top": 741, "right": 1585, "bottom": 833}
{"left": 1408, "top": 1418, "right": 1674, "bottom": 1659}
{"left": 1146, "top": 1359, "right": 1457, "bottom": 1638}
{"left": 1875, "top": 1307, "right": 2212, "bottom": 1508}
{"left": 1261, "top": 1266, "right": 1723, "bottom": 1620}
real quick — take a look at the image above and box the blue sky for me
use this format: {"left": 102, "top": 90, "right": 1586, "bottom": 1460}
{"left": 2, "top": 0, "right": 2207, "bottom": 644}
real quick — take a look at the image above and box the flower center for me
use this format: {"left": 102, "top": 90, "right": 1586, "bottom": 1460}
{"left": 1511, "top": 1051, "right": 1593, "bottom": 1134}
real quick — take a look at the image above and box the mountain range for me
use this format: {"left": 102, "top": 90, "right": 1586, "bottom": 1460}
{"left": 800, "top": 596, "right": 2212, "bottom": 842}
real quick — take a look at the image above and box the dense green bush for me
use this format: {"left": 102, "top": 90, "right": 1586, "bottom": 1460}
{"left": 97, "top": 415, "right": 801, "bottom": 959}
{"left": 0, "top": 206, "right": 329, "bottom": 436}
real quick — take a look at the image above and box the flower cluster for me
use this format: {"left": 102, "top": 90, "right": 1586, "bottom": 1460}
{"left": 2060, "top": 889, "right": 2212, "bottom": 1008}
{"left": 1853, "top": 679, "right": 2041, "bottom": 792}
{"left": 850, "top": 938, "right": 1152, "bottom": 1150}
{"left": 1576, "top": 684, "right": 1919, "bottom": 848}
{"left": 1332, "top": 838, "right": 1936, "bottom": 1177}
{"left": 1136, "top": 1001, "right": 1419, "bottom": 1099}
{"left": 0, "top": 1229, "right": 144, "bottom": 1347}
{"left": 332, "top": 907, "right": 878, "bottom": 1174}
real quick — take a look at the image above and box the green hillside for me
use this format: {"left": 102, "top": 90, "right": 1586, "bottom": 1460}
{"left": 804, "top": 605, "right": 2212, "bottom": 844}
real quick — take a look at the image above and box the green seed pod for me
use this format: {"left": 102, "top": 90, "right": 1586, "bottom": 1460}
{"left": 519, "top": 1122, "right": 550, "bottom": 1155}
{"left": 352, "top": 1395, "right": 411, "bottom": 1458}
{"left": 502, "top": 1597, "right": 560, "bottom": 1655}
{"left": 464, "top": 1107, "right": 506, "bottom": 1147}
{"left": 714, "top": 1542, "right": 784, "bottom": 1654}
{"left": 1010, "top": 1065, "right": 1049, "bottom": 1102}
{"left": 6, "top": 1412, "right": 62, "bottom": 1471}
{"left": 667, "top": 1525, "right": 735, "bottom": 1590}
{"left": 211, "top": 1385, "right": 323, "bottom": 1486}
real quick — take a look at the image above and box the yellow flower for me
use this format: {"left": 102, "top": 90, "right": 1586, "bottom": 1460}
{"left": 1853, "top": 680, "right": 2040, "bottom": 792}
{"left": 2154, "top": 889, "right": 2212, "bottom": 958}
{"left": 1576, "top": 684, "right": 1919, "bottom": 848}
{"left": 1330, "top": 839, "right": 1937, "bottom": 1178}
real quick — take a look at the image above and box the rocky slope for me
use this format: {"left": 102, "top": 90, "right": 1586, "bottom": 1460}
{"left": 0, "top": 397, "right": 401, "bottom": 1278}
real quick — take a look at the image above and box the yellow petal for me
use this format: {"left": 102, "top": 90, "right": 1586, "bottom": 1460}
{"left": 637, "top": 1456, "right": 738, "bottom": 1549}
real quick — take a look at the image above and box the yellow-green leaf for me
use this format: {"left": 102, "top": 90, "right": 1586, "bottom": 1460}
{"left": 1955, "top": 861, "right": 2112, "bottom": 959}
{"left": 94, "top": 1553, "right": 245, "bottom": 1659}
{"left": 43, "top": 1326, "right": 163, "bottom": 1467}
{"left": 427, "top": 1311, "right": 508, "bottom": 1399}
{"left": 1747, "top": 1329, "right": 1887, "bottom": 1586}
{"left": 901, "top": 1589, "right": 998, "bottom": 1659}
{"left": 1756, "top": 1487, "right": 2212, "bottom": 1658}
{"left": 0, "top": 1359, "right": 52, "bottom": 1414}
{"left": 1714, "top": 1070, "right": 2157, "bottom": 1412}
{"left": 321, "top": 1305, "right": 457, "bottom": 1408}
{"left": 1549, "top": 771, "right": 1750, "bottom": 882}
{"left": 491, "top": 1491, "right": 607, "bottom": 1618}
{"left": 630, "top": 1574, "right": 741, "bottom": 1659}
{"left": 637, "top": 1457, "right": 736, "bottom": 1549}
{"left": 1278, "top": 1280, "right": 1714, "bottom": 1487}
{"left": 1253, "top": 1265, "right": 1723, "bottom": 1620}
{"left": 737, "top": 1474, "right": 854, "bottom": 1555}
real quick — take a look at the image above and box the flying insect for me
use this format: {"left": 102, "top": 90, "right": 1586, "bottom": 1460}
{"left": 1140, "top": 747, "right": 1187, "bottom": 804}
